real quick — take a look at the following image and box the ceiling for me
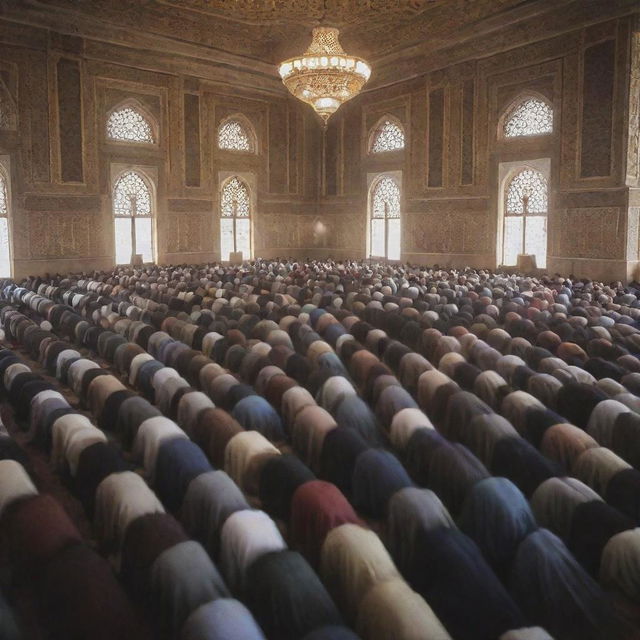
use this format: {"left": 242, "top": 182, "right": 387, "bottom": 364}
{"left": 26, "top": 0, "right": 536, "bottom": 64}
{"left": 158, "top": 0, "right": 439, "bottom": 27}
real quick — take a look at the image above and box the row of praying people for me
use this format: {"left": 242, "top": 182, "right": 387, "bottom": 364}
{"left": 0, "top": 286, "right": 552, "bottom": 640}
{"left": 1, "top": 295, "right": 458, "bottom": 640}
{"left": 3, "top": 262, "right": 640, "bottom": 640}
{"left": 0, "top": 320, "right": 357, "bottom": 639}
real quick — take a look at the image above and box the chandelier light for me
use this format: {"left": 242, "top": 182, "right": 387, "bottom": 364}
{"left": 278, "top": 27, "right": 371, "bottom": 125}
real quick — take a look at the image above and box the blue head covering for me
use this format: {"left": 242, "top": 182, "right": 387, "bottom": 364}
{"left": 231, "top": 395, "right": 285, "bottom": 441}
{"left": 509, "top": 529, "right": 627, "bottom": 640}
{"left": 351, "top": 448, "right": 412, "bottom": 519}
{"left": 458, "top": 477, "right": 537, "bottom": 578}
{"left": 181, "top": 598, "right": 265, "bottom": 640}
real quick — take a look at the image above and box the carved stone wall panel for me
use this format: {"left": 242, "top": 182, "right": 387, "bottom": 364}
{"left": 462, "top": 212, "right": 491, "bottom": 253}
{"left": 342, "top": 102, "right": 361, "bottom": 196}
{"left": 325, "top": 119, "right": 339, "bottom": 197}
{"left": 406, "top": 211, "right": 491, "bottom": 255}
{"left": 559, "top": 51, "right": 580, "bottom": 189}
{"left": 405, "top": 213, "right": 456, "bottom": 254}
{"left": 287, "top": 105, "right": 298, "bottom": 195}
{"left": 408, "top": 89, "right": 427, "bottom": 195}
{"left": 580, "top": 39, "right": 615, "bottom": 178}
{"left": 57, "top": 57, "right": 84, "bottom": 183}
{"left": 0, "top": 67, "right": 17, "bottom": 131}
{"left": 461, "top": 78, "right": 475, "bottom": 185}
{"left": 551, "top": 207, "right": 625, "bottom": 260}
{"left": 268, "top": 102, "right": 288, "bottom": 194}
{"left": 184, "top": 93, "right": 201, "bottom": 187}
{"left": 19, "top": 212, "right": 107, "bottom": 259}
{"left": 22, "top": 49, "right": 50, "bottom": 184}
{"left": 627, "top": 32, "right": 639, "bottom": 187}
{"left": 256, "top": 213, "right": 298, "bottom": 250}
{"left": 333, "top": 213, "right": 365, "bottom": 251}
{"left": 427, "top": 87, "right": 445, "bottom": 188}
{"left": 165, "top": 212, "right": 208, "bottom": 253}
{"left": 298, "top": 216, "right": 315, "bottom": 249}
{"left": 627, "top": 206, "right": 639, "bottom": 260}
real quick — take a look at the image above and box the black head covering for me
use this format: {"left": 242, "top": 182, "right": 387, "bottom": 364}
{"left": 405, "top": 527, "right": 525, "bottom": 640}
{"left": 245, "top": 551, "right": 343, "bottom": 640}
{"left": 491, "top": 436, "right": 560, "bottom": 497}
{"left": 259, "top": 454, "right": 315, "bottom": 520}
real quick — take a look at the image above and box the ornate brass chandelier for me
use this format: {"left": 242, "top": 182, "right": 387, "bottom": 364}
{"left": 278, "top": 27, "right": 371, "bottom": 125}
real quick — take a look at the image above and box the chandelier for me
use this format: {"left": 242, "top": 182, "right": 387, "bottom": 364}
{"left": 278, "top": 27, "right": 371, "bottom": 125}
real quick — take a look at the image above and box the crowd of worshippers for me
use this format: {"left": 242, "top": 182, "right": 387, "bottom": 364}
{"left": 0, "top": 259, "right": 640, "bottom": 640}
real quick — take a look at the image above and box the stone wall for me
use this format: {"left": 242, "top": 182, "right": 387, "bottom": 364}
{"left": 0, "top": 3, "right": 639, "bottom": 280}
{"left": 318, "top": 11, "right": 640, "bottom": 281}
{"left": 0, "top": 16, "right": 321, "bottom": 278}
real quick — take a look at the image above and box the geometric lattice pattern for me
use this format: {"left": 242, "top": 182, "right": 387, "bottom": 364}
{"left": 220, "top": 176, "right": 251, "bottom": 261}
{"left": 113, "top": 171, "right": 153, "bottom": 217}
{"left": 504, "top": 98, "right": 553, "bottom": 138}
{"left": 107, "top": 106, "right": 155, "bottom": 143}
{"left": 506, "top": 168, "right": 548, "bottom": 214}
{"left": 372, "top": 176, "right": 401, "bottom": 218}
{"left": 370, "top": 175, "right": 401, "bottom": 260}
{"left": 112, "top": 170, "right": 154, "bottom": 265}
{"left": 218, "top": 119, "right": 253, "bottom": 152}
{"left": 370, "top": 119, "right": 405, "bottom": 153}
{"left": 221, "top": 176, "right": 251, "bottom": 217}
{"left": 503, "top": 167, "right": 548, "bottom": 268}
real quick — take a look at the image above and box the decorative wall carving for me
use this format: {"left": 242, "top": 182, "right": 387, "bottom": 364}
{"left": 0, "top": 78, "right": 17, "bottom": 130}
{"left": 406, "top": 212, "right": 490, "bottom": 254}
{"left": 0, "top": 6, "right": 637, "bottom": 280}
{"left": 17, "top": 213, "right": 107, "bottom": 259}
{"left": 627, "top": 32, "right": 640, "bottom": 187}
{"left": 461, "top": 79, "right": 474, "bottom": 185}
{"left": 427, "top": 87, "right": 444, "bottom": 188}
{"left": 256, "top": 213, "right": 298, "bottom": 250}
{"left": 334, "top": 214, "right": 365, "bottom": 250}
{"left": 551, "top": 208, "right": 625, "bottom": 260}
{"left": 627, "top": 206, "right": 639, "bottom": 260}
{"left": 166, "top": 213, "right": 206, "bottom": 253}
{"left": 14, "top": 0, "right": 580, "bottom": 68}
{"left": 57, "top": 57, "right": 84, "bottom": 183}
{"left": 161, "top": 0, "right": 435, "bottom": 26}
{"left": 580, "top": 40, "right": 615, "bottom": 178}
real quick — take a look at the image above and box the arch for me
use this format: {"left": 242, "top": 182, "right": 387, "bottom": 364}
{"left": 501, "top": 165, "right": 548, "bottom": 269}
{"left": 217, "top": 114, "right": 257, "bottom": 153}
{"left": 368, "top": 174, "right": 401, "bottom": 260}
{"left": 112, "top": 169, "right": 155, "bottom": 264}
{"left": 500, "top": 93, "right": 553, "bottom": 138}
{"left": 0, "top": 163, "right": 11, "bottom": 277}
{"left": 106, "top": 99, "right": 157, "bottom": 144}
{"left": 220, "top": 175, "right": 252, "bottom": 261}
{"left": 369, "top": 115, "right": 405, "bottom": 153}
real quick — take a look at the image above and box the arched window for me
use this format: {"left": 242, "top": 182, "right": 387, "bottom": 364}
{"left": 503, "top": 96, "right": 553, "bottom": 138}
{"left": 369, "top": 175, "right": 401, "bottom": 260}
{"left": 106, "top": 103, "right": 155, "bottom": 143}
{"left": 218, "top": 117, "right": 255, "bottom": 152}
{"left": 113, "top": 170, "right": 155, "bottom": 264}
{"left": 0, "top": 167, "right": 10, "bottom": 277}
{"left": 503, "top": 167, "right": 548, "bottom": 268}
{"left": 369, "top": 117, "right": 405, "bottom": 153}
{"left": 220, "top": 176, "right": 251, "bottom": 261}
